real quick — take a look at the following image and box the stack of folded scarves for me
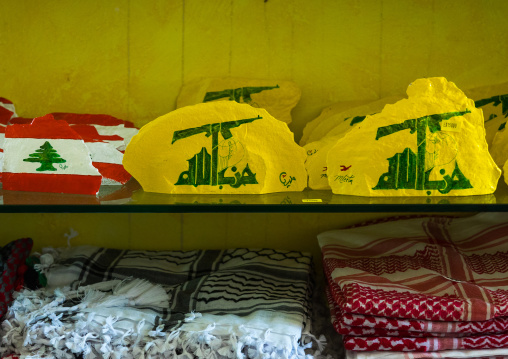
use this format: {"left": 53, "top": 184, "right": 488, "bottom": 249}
{"left": 0, "top": 246, "right": 326, "bottom": 359}
{"left": 319, "top": 213, "right": 508, "bottom": 359}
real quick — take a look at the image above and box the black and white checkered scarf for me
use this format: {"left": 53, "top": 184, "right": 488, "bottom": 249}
{"left": 1, "top": 246, "right": 328, "bottom": 359}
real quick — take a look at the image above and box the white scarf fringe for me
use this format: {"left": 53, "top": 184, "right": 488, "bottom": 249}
{"left": 1, "top": 279, "right": 331, "bottom": 359}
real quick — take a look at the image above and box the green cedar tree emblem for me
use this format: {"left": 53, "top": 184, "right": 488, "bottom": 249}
{"left": 23, "top": 141, "right": 67, "bottom": 171}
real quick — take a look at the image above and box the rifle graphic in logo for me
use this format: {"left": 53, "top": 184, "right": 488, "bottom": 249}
{"left": 203, "top": 85, "right": 280, "bottom": 104}
{"left": 373, "top": 109, "right": 473, "bottom": 194}
{"left": 173, "top": 116, "right": 261, "bottom": 189}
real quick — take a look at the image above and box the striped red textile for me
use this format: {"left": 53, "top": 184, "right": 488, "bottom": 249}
{"left": 343, "top": 333, "right": 508, "bottom": 352}
{"left": 348, "top": 351, "right": 508, "bottom": 359}
{"left": 320, "top": 213, "right": 508, "bottom": 322}
{"left": 327, "top": 280, "right": 508, "bottom": 336}
{"left": 320, "top": 213, "right": 508, "bottom": 352}
{"left": 326, "top": 288, "right": 508, "bottom": 338}
{"left": 327, "top": 287, "right": 508, "bottom": 351}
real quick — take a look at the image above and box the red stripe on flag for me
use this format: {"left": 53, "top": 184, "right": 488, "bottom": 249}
{"left": 3, "top": 172, "right": 101, "bottom": 195}
{"left": 93, "top": 162, "right": 132, "bottom": 185}
{"left": 52, "top": 113, "right": 126, "bottom": 126}
{"left": 0, "top": 107, "right": 13, "bottom": 125}
{"left": 6, "top": 115, "right": 84, "bottom": 140}
{"left": 8, "top": 117, "right": 32, "bottom": 125}
{"left": 0, "top": 98, "right": 14, "bottom": 105}
{"left": 71, "top": 125, "right": 124, "bottom": 142}
{"left": 10, "top": 114, "right": 137, "bottom": 129}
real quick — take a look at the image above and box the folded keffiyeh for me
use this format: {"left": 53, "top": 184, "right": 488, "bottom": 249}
{"left": 2, "top": 246, "right": 324, "bottom": 359}
{"left": 320, "top": 213, "right": 508, "bottom": 355}
{"left": 346, "top": 348, "right": 508, "bottom": 358}
{"left": 326, "top": 287, "right": 508, "bottom": 352}
{"left": 326, "top": 277, "right": 508, "bottom": 337}
{"left": 326, "top": 289, "right": 493, "bottom": 338}
{"left": 320, "top": 213, "right": 508, "bottom": 323}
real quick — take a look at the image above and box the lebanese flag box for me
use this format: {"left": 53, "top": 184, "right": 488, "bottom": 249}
{"left": 71, "top": 125, "right": 132, "bottom": 185}
{"left": 2, "top": 114, "right": 102, "bottom": 195}
{"left": 0, "top": 126, "right": 5, "bottom": 181}
{"left": 0, "top": 98, "right": 17, "bottom": 125}
{"left": 0, "top": 98, "right": 18, "bottom": 181}
{"left": 10, "top": 113, "right": 138, "bottom": 152}
{"left": 52, "top": 112, "right": 138, "bottom": 151}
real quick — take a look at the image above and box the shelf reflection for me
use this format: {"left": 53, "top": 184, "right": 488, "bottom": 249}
{"left": 328, "top": 193, "right": 497, "bottom": 206}
{"left": 0, "top": 179, "right": 506, "bottom": 212}
{"left": 130, "top": 190, "right": 307, "bottom": 206}
{"left": 2, "top": 189, "right": 101, "bottom": 205}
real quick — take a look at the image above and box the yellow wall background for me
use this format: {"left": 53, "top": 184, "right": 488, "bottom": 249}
{"left": 0, "top": 212, "right": 411, "bottom": 258}
{"left": 0, "top": 0, "right": 503, "bottom": 257}
{"left": 1, "top": 0, "right": 507, "bottom": 140}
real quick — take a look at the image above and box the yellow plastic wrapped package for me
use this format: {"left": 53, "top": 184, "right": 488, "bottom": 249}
{"left": 176, "top": 77, "right": 301, "bottom": 124}
{"left": 123, "top": 102, "right": 307, "bottom": 194}
{"left": 327, "top": 77, "right": 501, "bottom": 196}
{"left": 465, "top": 81, "right": 508, "bottom": 149}
{"left": 299, "top": 99, "right": 368, "bottom": 146}
{"left": 466, "top": 82, "right": 508, "bottom": 174}
{"left": 489, "top": 126, "right": 508, "bottom": 169}
{"left": 304, "top": 97, "right": 401, "bottom": 190}
{"left": 302, "top": 96, "right": 401, "bottom": 145}
{"left": 304, "top": 135, "right": 340, "bottom": 190}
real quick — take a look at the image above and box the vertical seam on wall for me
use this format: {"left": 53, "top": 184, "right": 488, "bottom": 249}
{"left": 264, "top": 2, "right": 269, "bottom": 78}
{"left": 229, "top": 0, "right": 233, "bottom": 75}
{"left": 225, "top": 213, "right": 229, "bottom": 249}
{"left": 127, "top": 0, "right": 131, "bottom": 122}
{"left": 128, "top": 213, "right": 132, "bottom": 249}
{"left": 264, "top": 213, "right": 268, "bottom": 245}
{"left": 181, "top": 0, "right": 185, "bottom": 84}
{"left": 180, "top": 213, "right": 184, "bottom": 250}
{"left": 319, "top": 0, "right": 324, "bottom": 97}
{"left": 428, "top": 0, "right": 435, "bottom": 76}
{"left": 290, "top": 3, "right": 294, "bottom": 80}
{"left": 379, "top": 0, "right": 384, "bottom": 98}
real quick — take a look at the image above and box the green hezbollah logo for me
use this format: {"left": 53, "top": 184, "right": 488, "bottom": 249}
{"left": 373, "top": 109, "right": 472, "bottom": 195}
{"left": 173, "top": 116, "right": 261, "bottom": 189}
{"left": 203, "top": 85, "right": 279, "bottom": 104}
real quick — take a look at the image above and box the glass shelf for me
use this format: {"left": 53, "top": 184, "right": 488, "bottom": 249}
{"left": 1, "top": 179, "right": 508, "bottom": 213}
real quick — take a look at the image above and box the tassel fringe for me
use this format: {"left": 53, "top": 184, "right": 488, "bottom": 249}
{"left": 1, "top": 280, "right": 332, "bottom": 359}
